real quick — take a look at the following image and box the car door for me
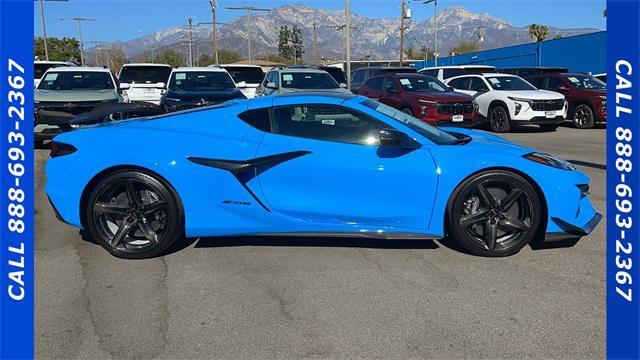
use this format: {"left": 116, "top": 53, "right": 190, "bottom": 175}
{"left": 379, "top": 76, "right": 402, "bottom": 108}
{"left": 254, "top": 99, "right": 438, "bottom": 230}
{"left": 448, "top": 76, "right": 475, "bottom": 96}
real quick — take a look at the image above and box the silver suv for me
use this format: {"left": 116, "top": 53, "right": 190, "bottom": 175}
{"left": 256, "top": 66, "right": 349, "bottom": 96}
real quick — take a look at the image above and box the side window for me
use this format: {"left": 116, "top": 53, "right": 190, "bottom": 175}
{"left": 370, "top": 76, "right": 384, "bottom": 90}
{"left": 546, "top": 76, "right": 564, "bottom": 90}
{"left": 263, "top": 71, "right": 273, "bottom": 86}
{"left": 382, "top": 76, "right": 399, "bottom": 91}
{"left": 352, "top": 70, "right": 365, "bottom": 83}
{"left": 443, "top": 69, "right": 463, "bottom": 79}
{"left": 469, "top": 77, "right": 489, "bottom": 91}
{"left": 272, "top": 104, "right": 388, "bottom": 146}
{"left": 272, "top": 72, "right": 280, "bottom": 87}
{"left": 238, "top": 108, "right": 271, "bottom": 132}
{"left": 449, "top": 77, "right": 472, "bottom": 90}
{"left": 528, "top": 76, "right": 545, "bottom": 88}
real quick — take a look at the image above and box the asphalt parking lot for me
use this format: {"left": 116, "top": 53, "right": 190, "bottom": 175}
{"left": 35, "top": 124, "right": 606, "bottom": 359}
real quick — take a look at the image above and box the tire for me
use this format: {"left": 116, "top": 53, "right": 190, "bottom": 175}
{"left": 488, "top": 105, "right": 511, "bottom": 133}
{"left": 572, "top": 104, "right": 595, "bottom": 129}
{"left": 85, "top": 170, "right": 183, "bottom": 259}
{"left": 539, "top": 124, "right": 559, "bottom": 132}
{"left": 401, "top": 107, "right": 414, "bottom": 116}
{"left": 448, "top": 170, "right": 542, "bottom": 257}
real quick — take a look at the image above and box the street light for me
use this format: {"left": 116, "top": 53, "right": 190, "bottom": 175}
{"left": 34, "top": 0, "right": 69, "bottom": 61}
{"left": 60, "top": 17, "right": 97, "bottom": 66}
{"left": 225, "top": 6, "right": 271, "bottom": 62}
{"left": 422, "top": 0, "right": 438, "bottom": 66}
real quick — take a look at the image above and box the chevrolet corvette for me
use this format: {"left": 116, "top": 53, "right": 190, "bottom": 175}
{"left": 45, "top": 92, "right": 601, "bottom": 259}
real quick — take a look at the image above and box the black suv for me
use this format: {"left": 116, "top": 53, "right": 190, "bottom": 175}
{"left": 350, "top": 66, "right": 417, "bottom": 93}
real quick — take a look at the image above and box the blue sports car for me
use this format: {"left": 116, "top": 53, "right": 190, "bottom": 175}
{"left": 45, "top": 92, "right": 601, "bottom": 259}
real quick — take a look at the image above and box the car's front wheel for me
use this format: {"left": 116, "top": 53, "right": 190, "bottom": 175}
{"left": 448, "top": 170, "right": 542, "bottom": 257}
{"left": 488, "top": 105, "right": 511, "bottom": 133}
{"left": 85, "top": 170, "right": 183, "bottom": 259}
{"left": 573, "top": 104, "right": 595, "bottom": 129}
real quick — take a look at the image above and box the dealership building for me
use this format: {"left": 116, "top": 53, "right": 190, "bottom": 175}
{"left": 410, "top": 31, "right": 605, "bottom": 75}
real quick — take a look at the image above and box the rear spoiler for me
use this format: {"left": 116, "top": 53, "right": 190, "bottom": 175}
{"left": 70, "top": 101, "right": 164, "bottom": 125}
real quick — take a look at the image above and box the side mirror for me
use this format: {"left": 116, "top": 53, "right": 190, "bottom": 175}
{"left": 339, "top": 82, "right": 348, "bottom": 88}
{"left": 266, "top": 82, "right": 277, "bottom": 89}
{"left": 237, "top": 81, "right": 247, "bottom": 89}
{"left": 379, "top": 129, "right": 421, "bottom": 149}
{"left": 156, "top": 82, "right": 166, "bottom": 88}
{"left": 119, "top": 83, "right": 131, "bottom": 90}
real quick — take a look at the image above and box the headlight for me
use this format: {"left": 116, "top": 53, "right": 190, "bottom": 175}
{"left": 523, "top": 152, "right": 576, "bottom": 171}
{"left": 508, "top": 97, "right": 532, "bottom": 103}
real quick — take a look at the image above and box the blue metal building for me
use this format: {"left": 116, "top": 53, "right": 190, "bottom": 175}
{"left": 410, "top": 31, "right": 606, "bottom": 74}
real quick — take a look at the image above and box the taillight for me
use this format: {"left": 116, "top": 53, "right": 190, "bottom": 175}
{"left": 50, "top": 141, "right": 77, "bottom": 158}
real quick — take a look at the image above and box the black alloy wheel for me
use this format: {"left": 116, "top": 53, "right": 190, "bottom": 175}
{"left": 489, "top": 105, "right": 511, "bottom": 133}
{"left": 573, "top": 104, "right": 595, "bottom": 129}
{"left": 85, "top": 171, "right": 183, "bottom": 259}
{"left": 448, "top": 170, "right": 542, "bottom": 257}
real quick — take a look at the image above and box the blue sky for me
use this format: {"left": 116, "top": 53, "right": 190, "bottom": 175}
{"left": 34, "top": 0, "right": 606, "bottom": 43}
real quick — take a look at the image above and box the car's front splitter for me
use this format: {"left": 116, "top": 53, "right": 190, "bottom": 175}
{"left": 543, "top": 212, "right": 603, "bottom": 242}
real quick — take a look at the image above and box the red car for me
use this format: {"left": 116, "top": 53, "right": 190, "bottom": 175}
{"left": 357, "top": 73, "right": 477, "bottom": 127}
{"left": 526, "top": 73, "right": 606, "bottom": 129}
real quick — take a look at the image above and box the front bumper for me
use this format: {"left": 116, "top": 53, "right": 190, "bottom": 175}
{"left": 544, "top": 212, "right": 602, "bottom": 242}
{"left": 511, "top": 115, "right": 565, "bottom": 125}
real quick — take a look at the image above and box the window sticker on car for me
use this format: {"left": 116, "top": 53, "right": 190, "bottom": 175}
{"left": 43, "top": 73, "right": 58, "bottom": 81}
{"left": 175, "top": 73, "right": 186, "bottom": 80}
{"left": 399, "top": 78, "right": 411, "bottom": 85}
{"left": 488, "top": 78, "right": 500, "bottom": 85}
{"left": 567, "top": 76, "right": 580, "bottom": 84}
{"left": 321, "top": 119, "right": 335, "bottom": 125}
{"left": 283, "top": 74, "right": 293, "bottom": 81}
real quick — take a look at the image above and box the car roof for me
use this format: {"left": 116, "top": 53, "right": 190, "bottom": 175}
{"left": 172, "top": 66, "right": 227, "bottom": 72}
{"left": 219, "top": 64, "right": 262, "bottom": 68}
{"left": 274, "top": 91, "right": 357, "bottom": 100}
{"left": 122, "top": 63, "right": 171, "bottom": 67}
{"left": 422, "top": 65, "right": 495, "bottom": 70}
{"left": 35, "top": 60, "right": 76, "bottom": 66}
{"left": 46, "top": 66, "right": 111, "bottom": 73}
{"left": 275, "top": 67, "right": 328, "bottom": 73}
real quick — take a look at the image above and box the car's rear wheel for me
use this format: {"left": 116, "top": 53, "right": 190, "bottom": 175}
{"left": 489, "top": 105, "right": 511, "bottom": 133}
{"left": 85, "top": 170, "right": 183, "bottom": 259}
{"left": 573, "top": 104, "right": 595, "bottom": 129}
{"left": 448, "top": 170, "right": 542, "bottom": 257}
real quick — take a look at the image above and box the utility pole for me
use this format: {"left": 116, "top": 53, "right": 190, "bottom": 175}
{"left": 312, "top": 23, "right": 318, "bottom": 66}
{"left": 35, "top": 0, "right": 69, "bottom": 61}
{"left": 210, "top": 0, "right": 218, "bottom": 64}
{"left": 345, "top": 0, "right": 351, "bottom": 90}
{"left": 60, "top": 17, "right": 97, "bottom": 66}
{"left": 188, "top": 17, "right": 194, "bottom": 66}
{"left": 225, "top": 6, "right": 271, "bottom": 62}
{"left": 85, "top": 41, "right": 107, "bottom": 66}
{"left": 399, "top": 0, "right": 406, "bottom": 66}
{"left": 197, "top": 21, "right": 228, "bottom": 64}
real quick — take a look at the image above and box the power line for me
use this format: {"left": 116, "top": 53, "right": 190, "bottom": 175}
{"left": 60, "top": 17, "right": 97, "bottom": 66}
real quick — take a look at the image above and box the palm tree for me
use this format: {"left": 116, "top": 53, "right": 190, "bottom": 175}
{"left": 528, "top": 24, "right": 550, "bottom": 42}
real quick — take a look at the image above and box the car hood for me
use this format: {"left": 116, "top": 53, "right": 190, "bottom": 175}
{"left": 35, "top": 89, "right": 119, "bottom": 102}
{"left": 495, "top": 89, "right": 563, "bottom": 100}
{"left": 411, "top": 91, "right": 474, "bottom": 102}
{"left": 163, "top": 89, "right": 244, "bottom": 102}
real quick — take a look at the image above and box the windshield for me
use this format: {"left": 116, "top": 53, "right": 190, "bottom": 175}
{"left": 35, "top": 63, "right": 66, "bottom": 79}
{"left": 37, "top": 71, "right": 115, "bottom": 90}
{"left": 281, "top": 72, "right": 340, "bottom": 89}
{"left": 362, "top": 99, "right": 459, "bottom": 145}
{"left": 119, "top": 66, "right": 172, "bottom": 84}
{"left": 565, "top": 75, "right": 606, "bottom": 89}
{"left": 321, "top": 67, "right": 347, "bottom": 84}
{"left": 222, "top": 66, "right": 265, "bottom": 84}
{"left": 168, "top": 71, "right": 236, "bottom": 91}
{"left": 485, "top": 76, "right": 536, "bottom": 91}
{"left": 398, "top": 75, "right": 450, "bottom": 92}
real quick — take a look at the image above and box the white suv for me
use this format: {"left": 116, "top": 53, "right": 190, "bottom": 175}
{"left": 418, "top": 65, "right": 496, "bottom": 81}
{"left": 218, "top": 64, "right": 265, "bottom": 99}
{"left": 446, "top": 73, "right": 567, "bottom": 132}
{"left": 117, "top": 63, "right": 172, "bottom": 104}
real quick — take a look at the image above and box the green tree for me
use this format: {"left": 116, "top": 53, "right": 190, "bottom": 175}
{"left": 278, "top": 26, "right": 292, "bottom": 60}
{"left": 107, "top": 46, "right": 127, "bottom": 74}
{"left": 528, "top": 24, "right": 550, "bottom": 42}
{"left": 34, "top": 37, "right": 81, "bottom": 63}
{"left": 258, "top": 53, "right": 289, "bottom": 64}
{"left": 218, "top": 49, "right": 242, "bottom": 64}
{"left": 290, "top": 25, "right": 305, "bottom": 63}
{"left": 450, "top": 41, "right": 479, "bottom": 55}
{"left": 155, "top": 50, "right": 185, "bottom": 67}
{"left": 197, "top": 54, "right": 216, "bottom": 66}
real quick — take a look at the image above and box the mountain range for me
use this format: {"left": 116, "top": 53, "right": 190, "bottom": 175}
{"left": 87, "top": 4, "right": 600, "bottom": 63}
